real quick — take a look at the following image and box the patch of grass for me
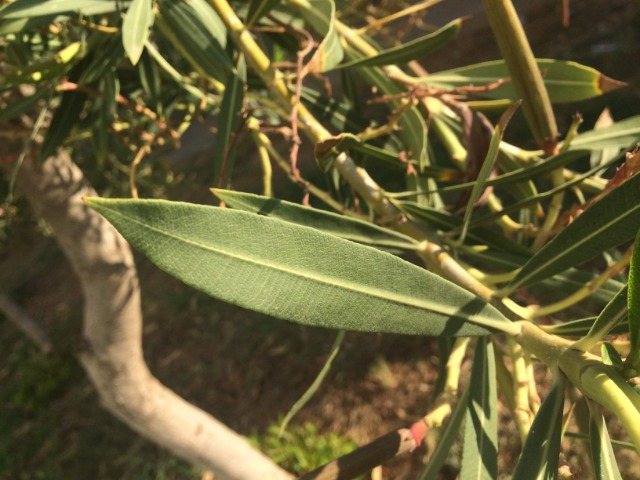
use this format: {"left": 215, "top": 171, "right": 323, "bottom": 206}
{"left": 249, "top": 420, "right": 359, "bottom": 476}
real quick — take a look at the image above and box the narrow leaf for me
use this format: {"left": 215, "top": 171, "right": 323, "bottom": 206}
{"left": 212, "top": 189, "right": 421, "bottom": 251}
{"left": 509, "top": 173, "right": 640, "bottom": 290}
{"left": 418, "top": 387, "right": 470, "bottom": 480}
{"left": 214, "top": 59, "right": 245, "bottom": 187}
{"left": 459, "top": 101, "right": 520, "bottom": 244}
{"left": 572, "top": 286, "right": 628, "bottom": 352}
{"left": 423, "top": 59, "right": 626, "bottom": 103}
{"left": 185, "top": 0, "right": 227, "bottom": 47}
{"left": 122, "top": 0, "right": 154, "bottom": 65}
{"left": 38, "top": 90, "right": 87, "bottom": 162}
{"left": 626, "top": 229, "right": 640, "bottom": 371}
{"left": 589, "top": 408, "right": 623, "bottom": 480}
{"left": 86, "top": 198, "right": 514, "bottom": 337}
{"left": 401, "top": 202, "right": 531, "bottom": 256}
{"left": 460, "top": 338, "right": 498, "bottom": 480}
{"left": 246, "top": 0, "right": 280, "bottom": 27}
{"left": 332, "top": 18, "right": 461, "bottom": 70}
{"left": 436, "top": 149, "right": 589, "bottom": 194}
{"left": 156, "top": 0, "right": 231, "bottom": 82}
{"left": 0, "top": 0, "right": 126, "bottom": 18}
{"left": 569, "top": 115, "right": 640, "bottom": 150}
{"left": 0, "top": 87, "right": 48, "bottom": 121}
{"left": 295, "top": 0, "right": 343, "bottom": 72}
{"left": 343, "top": 45, "right": 428, "bottom": 172}
{"left": 512, "top": 377, "right": 565, "bottom": 480}
{"left": 542, "top": 317, "right": 629, "bottom": 337}
{"left": 601, "top": 343, "right": 624, "bottom": 370}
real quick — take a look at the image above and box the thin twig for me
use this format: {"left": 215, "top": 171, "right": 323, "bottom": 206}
{"left": 0, "top": 291, "right": 53, "bottom": 353}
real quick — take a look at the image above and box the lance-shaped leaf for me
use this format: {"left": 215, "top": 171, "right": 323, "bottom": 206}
{"left": 508, "top": 172, "right": 640, "bottom": 291}
{"left": 38, "top": 89, "right": 87, "bottom": 162}
{"left": 568, "top": 115, "right": 640, "bottom": 150}
{"left": 343, "top": 45, "right": 428, "bottom": 171}
{"left": 156, "top": 0, "right": 231, "bottom": 83}
{"left": 573, "top": 285, "right": 628, "bottom": 352}
{"left": 422, "top": 59, "right": 626, "bottom": 103}
{"left": 294, "top": 0, "right": 343, "bottom": 72}
{"left": 246, "top": 0, "right": 280, "bottom": 26}
{"left": 460, "top": 338, "right": 498, "bottom": 480}
{"left": 512, "top": 377, "right": 564, "bottom": 480}
{"left": 458, "top": 101, "right": 520, "bottom": 245}
{"left": 437, "top": 149, "right": 589, "bottom": 194}
{"left": 400, "top": 202, "right": 531, "bottom": 257}
{"left": 419, "top": 387, "right": 470, "bottom": 480}
{"left": 0, "top": 88, "right": 49, "bottom": 121}
{"left": 625, "top": 229, "right": 640, "bottom": 372}
{"left": 214, "top": 58, "right": 245, "bottom": 187}
{"left": 0, "top": 0, "right": 127, "bottom": 18}
{"left": 122, "top": 0, "right": 154, "bottom": 65}
{"left": 542, "top": 316, "right": 629, "bottom": 338}
{"left": 85, "top": 198, "right": 515, "bottom": 337}
{"left": 589, "top": 408, "right": 623, "bottom": 480}
{"left": 212, "top": 189, "right": 421, "bottom": 252}
{"left": 331, "top": 18, "right": 461, "bottom": 70}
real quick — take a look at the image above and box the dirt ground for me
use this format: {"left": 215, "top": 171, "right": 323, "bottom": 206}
{"left": 2, "top": 1, "right": 640, "bottom": 479}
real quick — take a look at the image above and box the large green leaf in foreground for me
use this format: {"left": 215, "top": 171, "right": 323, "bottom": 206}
{"left": 86, "top": 198, "right": 511, "bottom": 336}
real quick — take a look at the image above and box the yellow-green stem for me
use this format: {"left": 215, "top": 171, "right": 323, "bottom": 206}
{"left": 531, "top": 168, "right": 564, "bottom": 250}
{"left": 525, "top": 247, "right": 633, "bottom": 320}
{"left": 482, "top": 0, "right": 558, "bottom": 152}
{"left": 508, "top": 338, "right": 534, "bottom": 439}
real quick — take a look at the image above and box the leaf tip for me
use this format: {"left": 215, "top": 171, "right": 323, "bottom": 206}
{"left": 598, "top": 74, "right": 628, "bottom": 94}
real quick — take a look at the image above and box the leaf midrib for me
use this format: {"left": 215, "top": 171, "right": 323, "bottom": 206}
{"left": 103, "top": 204, "right": 507, "bottom": 329}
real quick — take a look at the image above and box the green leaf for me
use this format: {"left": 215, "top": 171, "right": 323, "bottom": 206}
{"left": 601, "top": 343, "right": 624, "bottom": 369}
{"left": 212, "top": 189, "right": 420, "bottom": 252}
{"left": 572, "top": 286, "right": 628, "bottom": 352}
{"left": 418, "top": 387, "right": 470, "bottom": 480}
{"left": 400, "top": 202, "right": 531, "bottom": 257}
{"left": 214, "top": 58, "right": 245, "bottom": 187}
{"left": 0, "top": 0, "right": 126, "bottom": 18}
{"left": 422, "top": 59, "right": 626, "bottom": 103}
{"left": 542, "top": 316, "right": 629, "bottom": 337}
{"left": 626, "top": 229, "right": 640, "bottom": 371}
{"left": 508, "top": 173, "right": 640, "bottom": 291}
{"left": 38, "top": 90, "right": 87, "bottom": 162}
{"left": 246, "top": 0, "right": 280, "bottom": 27}
{"left": 137, "top": 49, "right": 162, "bottom": 113}
{"left": 184, "top": 0, "right": 227, "bottom": 47}
{"left": 569, "top": 115, "right": 640, "bottom": 150}
{"left": 332, "top": 18, "right": 461, "bottom": 70}
{"left": 460, "top": 338, "right": 498, "bottom": 480}
{"left": 86, "top": 198, "right": 515, "bottom": 336}
{"left": 296, "top": 0, "right": 343, "bottom": 72}
{"left": 589, "top": 409, "right": 623, "bottom": 480}
{"left": 512, "top": 377, "right": 564, "bottom": 480}
{"left": 458, "top": 101, "right": 520, "bottom": 245}
{"left": 436, "top": 149, "right": 589, "bottom": 194}
{"left": 92, "top": 69, "right": 118, "bottom": 164}
{"left": 343, "top": 45, "right": 428, "bottom": 172}
{"left": 156, "top": 0, "right": 231, "bottom": 83}
{"left": 0, "top": 87, "right": 48, "bottom": 121}
{"left": 122, "top": 0, "right": 154, "bottom": 65}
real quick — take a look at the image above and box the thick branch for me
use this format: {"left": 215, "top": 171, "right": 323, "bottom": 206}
{"left": 15, "top": 150, "right": 292, "bottom": 480}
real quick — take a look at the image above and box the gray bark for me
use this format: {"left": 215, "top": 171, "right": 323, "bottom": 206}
{"left": 16, "top": 150, "right": 292, "bottom": 480}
